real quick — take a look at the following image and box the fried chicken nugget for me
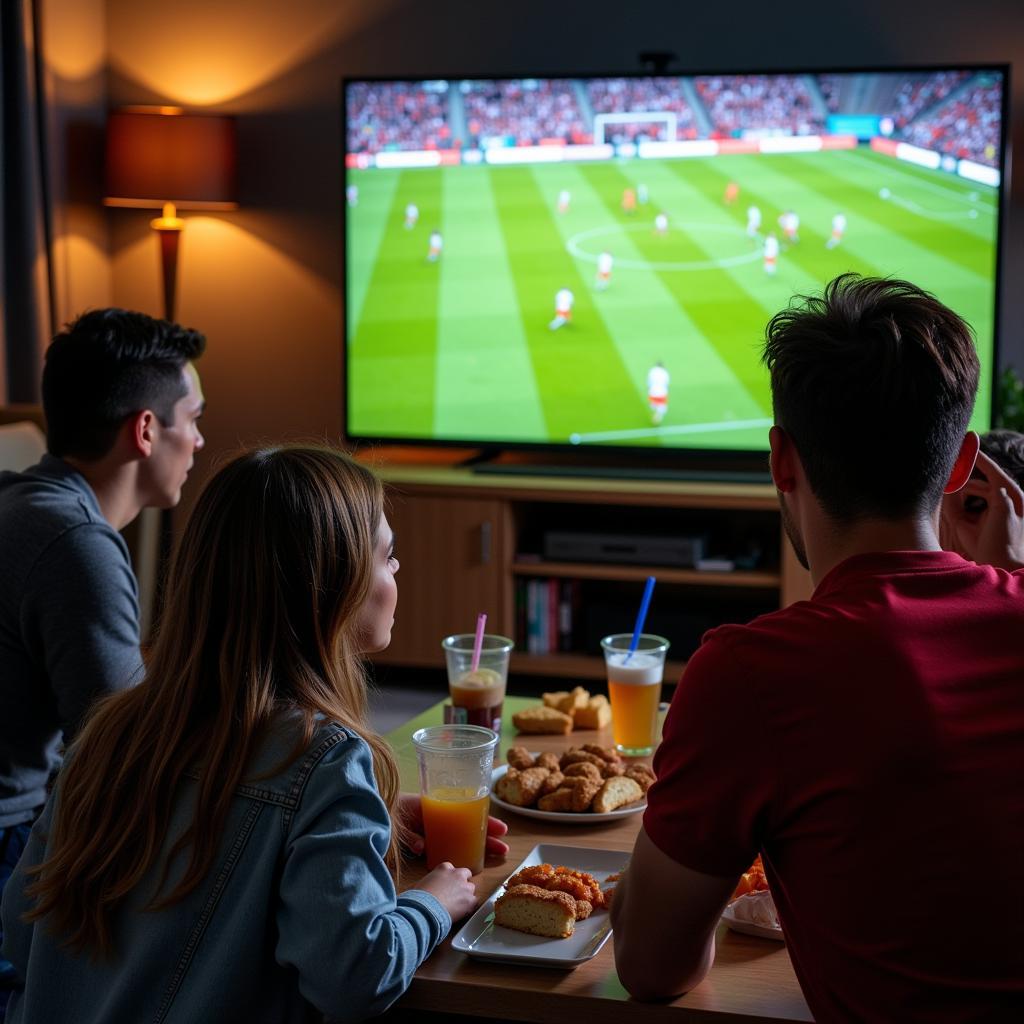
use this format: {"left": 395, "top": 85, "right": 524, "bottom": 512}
{"left": 560, "top": 776, "right": 602, "bottom": 812}
{"left": 506, "top": 863, "right": 556, "bottom": 888}
{"left": 552, "top": 867, "right": 602, "bottom": 903}
{"left": 600, "top": 761, "right": 626, "bottom": 778}
{"left": 534, "top": 751, "right": 560, "bottom": 772}
{"left": 539, "top": 771, "right": 565, "bottom": 796}
{"left": 581, "top": 744, "right": 622, "bottom": 765}
{"left": 573, "top": 899, "right": 593, "bottom": 921}
{"left": 563, "top": 761, "right": 602, "bottom": 783}
{"left": 495, "top": 766, "right": 550, "bottom": 807}
{"left": 506, "top": 746, "right": 535, "bottom": 771}
{"left": 537, "top": 788, "right": 576, "bottom": 812}
{"left": 624, "top": 764, "right": 656, "bottom": 793}
{"left": 559, "top": 749, "right": 605, "bottom": 771}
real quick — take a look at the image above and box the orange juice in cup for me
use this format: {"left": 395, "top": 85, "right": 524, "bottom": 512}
{"left": 420, "top": 788, "right": 491, "bottom": 874}
{"left": 600, "top": 633, "right": 670, "bottom": 756}
{"left": 412, "top": 725, "right": 499, "bottom": 875}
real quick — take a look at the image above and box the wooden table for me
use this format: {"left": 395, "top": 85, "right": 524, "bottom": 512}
{"left": 386, "top": 696, "right": 813, "bottom": 1024}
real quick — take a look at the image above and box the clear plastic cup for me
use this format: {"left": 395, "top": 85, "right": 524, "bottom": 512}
{"left": 412, "top": 724, "right": 499, "bottom": 874}
{"left": 441, "top": 633, "right": 513, "bottom": 732}
{"left": 600, "top": 633, "right": 670, "bottom": 756}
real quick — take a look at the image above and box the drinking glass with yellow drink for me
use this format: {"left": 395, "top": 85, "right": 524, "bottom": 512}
{"left": 600, "top": 633, "right": 669, "bottom": 757}
{"left": 411, "top": 725, "right": 499, "bottom": 875}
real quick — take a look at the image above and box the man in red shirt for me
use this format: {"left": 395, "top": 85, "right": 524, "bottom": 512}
{"left": 611, "top": 275, "right": 1024, "bottom": 1021}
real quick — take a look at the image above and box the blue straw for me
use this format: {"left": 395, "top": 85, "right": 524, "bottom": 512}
{"left": 625, "top": 576, "right": 656, "bottom": 662}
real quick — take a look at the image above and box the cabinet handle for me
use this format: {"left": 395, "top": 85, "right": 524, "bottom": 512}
{"left": 480, "top": 520, "right": 492, "bottom": 565}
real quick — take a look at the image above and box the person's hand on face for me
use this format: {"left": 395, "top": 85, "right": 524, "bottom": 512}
{"left": 940, "top": 450, "right": 1024, "bottom": 570}
{"left": 397, "top": 792, "right": 510, "bottom": 859}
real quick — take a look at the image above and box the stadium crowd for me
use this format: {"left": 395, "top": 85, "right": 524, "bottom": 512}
{"left": 900, "top": 79, "right": 1002, "bottom": 167}
{"left": 347, "top": 81, "right": 452, "bottom": 153}
{"left": 694, "top": 75, "right": 824, "bottom": 136}
{"left": 462, "top": 79, "right": 587, "bottom": 146}
{"left": 585, "top": 77, "right": 698, "bottom": 142}
{"left": 889, "top": 71, "right": 970, "bottom": 130}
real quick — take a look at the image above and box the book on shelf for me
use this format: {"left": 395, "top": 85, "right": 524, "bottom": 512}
{"left": 518, "top": 577, "right": 580, "bottom": 656}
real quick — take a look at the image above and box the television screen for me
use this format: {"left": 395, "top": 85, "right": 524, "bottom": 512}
{"left": 344, "top": 67, "right": 1007, "bottom": 454}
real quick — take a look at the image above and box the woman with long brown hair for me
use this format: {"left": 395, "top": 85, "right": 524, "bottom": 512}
{"left": 0, "top": 445, "right": 506, "bottom": 1023}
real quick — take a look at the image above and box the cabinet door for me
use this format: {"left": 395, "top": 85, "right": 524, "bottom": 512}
{"left": 376, "top": 493, "right": 508, "bottom": 668}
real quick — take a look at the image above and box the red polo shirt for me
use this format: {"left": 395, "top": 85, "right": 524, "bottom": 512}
{"left": 645, "top": 551, "right": 1024, "bottom": 1022}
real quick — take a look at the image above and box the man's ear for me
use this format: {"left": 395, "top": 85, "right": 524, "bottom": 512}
{"left": 943, "top": 431, "right": 980, "bottom": 494}
{"left": 769, "top": 425, "right": 798, "bottom": 493}
{"left": 127, "top": 410, "right": 157, "bottom": 458}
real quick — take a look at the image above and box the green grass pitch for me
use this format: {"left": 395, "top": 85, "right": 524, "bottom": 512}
{"left": 346, "top": 148, "right": 998, "bottom": 450}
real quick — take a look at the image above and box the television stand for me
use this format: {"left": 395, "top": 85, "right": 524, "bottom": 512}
{"left": 470, "top": 462, "right": 773, "bottom": 485}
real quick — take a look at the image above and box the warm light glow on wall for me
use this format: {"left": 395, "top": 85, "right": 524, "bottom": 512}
{"left": 107, "top": 0, "right": 401, "bottom": 106}
{"left": 41, "top": 0, "right": 105, "bottom": 81}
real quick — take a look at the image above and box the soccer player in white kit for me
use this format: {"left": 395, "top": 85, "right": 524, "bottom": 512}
{"left": 654, "top": 212, "right": 669, "bottom": 236}
{"left": 763, "top": 233, "right": 779, "bottom": 275}
{"left": 427, "top": 230, "right": 443, "bottom": 262}
{"left": 346, "top": 184, "right": 359, "bottom": 207}
{"left": 595, "top": 250, "right": 613, "bottom": 290}
{"left": 778, "top": 210, "right": 799, "bottom": 244}
{"left": 647, "top": 361, "right": 670, "bottom": 424}
{"left": 557, "top": 189, "right": 571, "bottom": 214}
{"left": 404, "top": 202, "right": 419, "bottom": 229}
{"left": 826, "top": 213, "right": 847, "bottom": 249}
{"left": 746, "top": 205, "right": 762, "bottom": 239}
{"left": 549, "top": 288, "right": 574, "bottom": 330}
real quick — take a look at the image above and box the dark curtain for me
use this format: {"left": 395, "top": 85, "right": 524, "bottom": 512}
{"left": 0, "top": 0, "right": 55, "bottom": 404}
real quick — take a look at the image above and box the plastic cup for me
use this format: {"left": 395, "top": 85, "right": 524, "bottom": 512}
{"left": 412, "top": 725, "right": 499, "bottom": 874}
{"left": 600, "top": 633, "right": 670, "bottom": 756}
{"left": 441, "top": 633, "right": 513, "bottom": 732}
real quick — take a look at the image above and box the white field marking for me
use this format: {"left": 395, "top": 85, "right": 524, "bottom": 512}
{"left": 566, "top": 221, "right": 762, "bottom": 272}
{"left": 569, "top": 417, "right": 772, "bottom": 444}
{"left": 841, "top": 149, "right": 996, "bottom": 208}
{"left": 881, "top": 190, "right": 983, "bottom": 222}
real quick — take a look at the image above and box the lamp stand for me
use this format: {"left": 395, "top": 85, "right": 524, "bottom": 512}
{"left": 151, "top": 201, "right": 184, "bottom": 322}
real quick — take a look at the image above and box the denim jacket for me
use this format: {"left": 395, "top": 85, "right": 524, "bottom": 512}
{"left": 0, "top": 718, "right": 451, "bottom": 1023}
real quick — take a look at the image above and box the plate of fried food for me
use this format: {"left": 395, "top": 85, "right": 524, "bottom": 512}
{"left": 720, "top": 856, "right": 784, "bottom": 942}
{"left": 451, "top": 843, "right": 629, "bottom": 967}
{"left": 491, "top": 745, "right": 655, "bottom": 823}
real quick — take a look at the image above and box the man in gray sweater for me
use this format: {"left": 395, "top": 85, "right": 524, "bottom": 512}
{"left": 0, "top": 308, "right": 205, "bottom": 992}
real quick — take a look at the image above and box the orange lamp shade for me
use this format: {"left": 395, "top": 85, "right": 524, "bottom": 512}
{"left": 104, "top": 108, "right": 238, "bottom": 210}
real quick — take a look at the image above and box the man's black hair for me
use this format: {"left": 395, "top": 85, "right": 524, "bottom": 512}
{"left": 42, "top": 308, "right": 206, "bottom": 460}
{"left": 763, "top": 274, "right": 979, "bottom": 521}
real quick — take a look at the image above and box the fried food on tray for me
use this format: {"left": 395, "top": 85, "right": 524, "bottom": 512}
{"left": 511, "top": 706, "right": 573, "bottom": 735}
{"left": 592, "top": 776, "right": 644, "bottom": 814}
{"left": 731, "top": 855, "right": 769, "bottom": 902}
{"left": 538, "top": 770, "right": 565, "bottom": 796}
{"left": 505, "top": 746, "right": 535, "bottom": 771}
{"left": 542, "top": 686, "right": 590, "bottom": 715}
{"left": 497, "top": 865, "right": 607, "bottom": 937}
{"left": 562, "top": 761, "right": 602, "bottom": 783}
{"left": 494, "top": 885, "right": 578, "bottom": 938}
{"left": 494, "top": 766, "right": 549, "bottom": 807}
{"left": 559, "top": 749, "right": 606, "bottom": 771}
{"left": 572, "top": 694, "right": 611, "bottom": 730}
{"left": 623, "top": 764, "right": 656, "bottom": 792}
{"left": 498, "top": 745, "right": 654, "bottom": 813}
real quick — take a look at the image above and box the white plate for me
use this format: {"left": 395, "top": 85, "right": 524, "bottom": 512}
{"left": 489, "top": 763, "right": 646, "bottom": 824}
{"left": 451, "top": 843, "right": 629, "bottom": 967}
{"left": 721, "top": 891, "right": 785, "bottom": 942}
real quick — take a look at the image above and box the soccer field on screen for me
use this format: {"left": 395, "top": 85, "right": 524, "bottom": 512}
{"left": 346, "top": 149, "right": 997, "bottom": 450}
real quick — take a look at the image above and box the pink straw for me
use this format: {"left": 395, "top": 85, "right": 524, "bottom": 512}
{"left": 470, "top": 612, "right": 487, "bottom": 672}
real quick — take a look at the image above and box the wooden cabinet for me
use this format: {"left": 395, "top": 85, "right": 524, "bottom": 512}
{"left": 384, "top": 491, "right": 510, "bottom": 667}
{"left": 369, "top": 456, "right": 813, "bottom": 680}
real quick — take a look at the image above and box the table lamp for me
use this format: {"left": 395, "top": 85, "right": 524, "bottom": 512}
{"left": 104, "top": 106, "right": 237, "bottom": 321}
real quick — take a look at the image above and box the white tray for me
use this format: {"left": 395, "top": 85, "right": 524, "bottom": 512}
{"left": 451, "top": 843, "right": 630, "bottom": 967}
{"left": 490, "top": 764, "right": 646, "bottom": 824}
{"left": 721, "top": 890, "right": 785, "bottom": 942}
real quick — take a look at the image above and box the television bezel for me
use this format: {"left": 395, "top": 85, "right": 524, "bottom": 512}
{"left": 341, "top": 62, "right": 1011, "bottom": 465}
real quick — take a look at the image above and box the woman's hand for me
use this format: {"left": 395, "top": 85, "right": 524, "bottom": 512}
{"left": 398, "top": 792, "right": 510, "bottom": 858}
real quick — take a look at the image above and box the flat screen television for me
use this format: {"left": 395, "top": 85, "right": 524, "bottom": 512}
{"left": 343, "top": 66, "right": 1008, "bottom": 460}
